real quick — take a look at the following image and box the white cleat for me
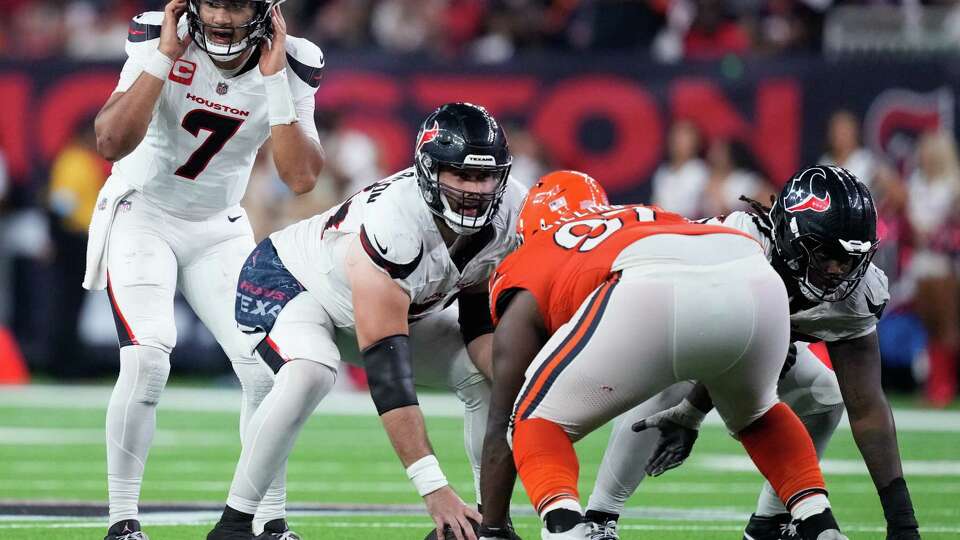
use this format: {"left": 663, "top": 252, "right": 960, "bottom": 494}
{"left": 541, "top": 523, "right": 589, "bottom": 540}
{"left": 585, "top": 519, "right": 619, "bottom": 540}
{"left": 816, "top": 531, "right": 849, "bottom": 540}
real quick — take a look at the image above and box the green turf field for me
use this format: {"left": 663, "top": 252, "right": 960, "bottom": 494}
{"left": 1, "top": 385, "right": 958, "bottom": 539}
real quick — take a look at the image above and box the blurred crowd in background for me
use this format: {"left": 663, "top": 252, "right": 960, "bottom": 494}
{"left": 4, "top": 0, "right": 960, "bottom": 61}
{"left": 1, "top": 0, "right": 959, "bottom": 408}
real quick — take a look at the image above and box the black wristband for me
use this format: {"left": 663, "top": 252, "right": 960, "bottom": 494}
{"left": 879, "top": 477, "right": 919, "bottom": 532}
{"left": 362, "top": 334, "right": 418, "bottom": 415}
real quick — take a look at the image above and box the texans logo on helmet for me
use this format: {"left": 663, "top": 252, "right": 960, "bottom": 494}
{"left": 785, "top": 168, "right": 833, "bottom": 213}
{"left": 416, "top": 121, "right": 440, "bottom": 154}
{"left": 786, "top": 192, "right": 831, "bottom": 213}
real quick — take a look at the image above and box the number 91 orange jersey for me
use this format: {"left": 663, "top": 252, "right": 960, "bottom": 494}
{"left": 489, "top": 204, "right": 756, "bottom": 334}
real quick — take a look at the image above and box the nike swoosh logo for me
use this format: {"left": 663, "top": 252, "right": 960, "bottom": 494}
{"left": 374, "top": 235, "right": 389, "bottom": 254}
{"left": 359, "top": 225, "right": 422, "bottom": 280}
{"left": 129, "top": 29, "right": 146, "bottom": 35}
{"left": 228, "top": 215, "right": 242, "bottom": 223}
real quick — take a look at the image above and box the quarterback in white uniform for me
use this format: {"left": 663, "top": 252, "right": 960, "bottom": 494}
{"left": 208, "top": 103, "right": 525, "bottom": 540}
{"left": 584, "top": 167, "right": 921, "bottom": 540}
{"left": 85, "top": 1, "right": 324, "bottom": 539}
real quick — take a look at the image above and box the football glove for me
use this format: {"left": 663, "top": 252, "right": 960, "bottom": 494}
{"left": 632, "top": 399, "right": 705, "bottom": 477}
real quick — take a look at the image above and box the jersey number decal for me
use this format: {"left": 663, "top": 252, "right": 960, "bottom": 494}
{"left": 553, "top": 207, "right": 655, "bottom": 252}
{"left": 175, "top": 109, "right": 244, "bottom": 180}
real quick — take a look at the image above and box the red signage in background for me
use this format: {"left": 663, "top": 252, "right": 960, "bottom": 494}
{"left": 0, "top": 57, "right": 953, "bottom": 200}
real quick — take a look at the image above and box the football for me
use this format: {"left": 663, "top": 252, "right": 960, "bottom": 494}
{"left": 423, "top": 517, "right": 480, "bottom": 540}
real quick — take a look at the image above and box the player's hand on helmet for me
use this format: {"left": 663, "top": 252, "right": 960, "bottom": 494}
{"left": 159, "top": 0, "right": 192, "bottom": 59}
{"left": 632, "top": 400, "right": 705, "bottom": 477}
{"left": 258, "top": 5, "right": 287, "bottom": 76}
{"left": 424, "top": 486, "right": 482, "bottom": 540}
{"left": 779, "top": 342, "right": 798, "bottom": 380}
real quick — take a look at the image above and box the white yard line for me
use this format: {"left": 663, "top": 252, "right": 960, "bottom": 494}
{"left": 0, "top": 478, "right": 956, "bottom": 495}
{"left": 0, "top": 514, "right": 957, "bottom": 535}
{"left": 1, "top": 385, "right": 960, "bottom": 432}
{"left": 696, "top": 455, "right": 960, "bottom": 476}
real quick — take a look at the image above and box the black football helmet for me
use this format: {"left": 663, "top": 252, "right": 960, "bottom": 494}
{"left": 769, "top": 165, "right": 878, "bottom": 302}
{"left": 187, "top": 0, "right": 276, "bottom": 61}
{"left": 414, "top": 103, "right": 512, "bottom": 235}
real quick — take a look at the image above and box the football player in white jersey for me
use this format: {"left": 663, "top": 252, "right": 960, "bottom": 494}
{"left": 583, "top": 167, "right": 921, "bottom": 540}
{"left": 85, "top": 1, "right": 325, "bottom": 539}
{"left": 207, "top": 102, "right": 526, "bottom": 540}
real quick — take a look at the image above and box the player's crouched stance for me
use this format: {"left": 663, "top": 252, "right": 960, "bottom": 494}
{"left": 478, "top": 172, "right": 847, "bottom": 540}
{"left": 208, "top": 103, "right": 526, "bottom": 540}
{"left": 585, "top": 167, "right": 920, "bottom": 540}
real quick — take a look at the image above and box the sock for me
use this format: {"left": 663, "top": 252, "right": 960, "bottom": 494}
{"left": 584, "top": 509, "right": 619, "bottom": 525}
{"left": 253, "top": 463, "right": 288, "bottom": 534}
{"left": 458, "top": 378, "right": 491, "bottom": 504}
{"left": 754, "top": 406, "right": 843, "bottom": 517}
{"left": 106, "top": 345, "right": 171, "bottom": 525}
{"left": 737, "top": 402, "right": 828, "bottom": 514}
{"left": 221, "top": 505, "right": 254, "bottom": 524}
{"left": 512, "top": 418, "right": 580, "bottom": 516}
{"left": 879, "top": 477, "right": 919, "bottom": 533}
{"left": 226, "top": 360, "right": 336, "bottom": 515}
{"left": 233, "top": 360, "right": 288, "bottom": 534}
{"left": 796, "top": 508, "right": 840, "bottom": 538}
{"left": 545, "top": 508, "right": 582, "bottom": 533}
{"left": 586, "top": 382, "right": 691, "bottom": 517}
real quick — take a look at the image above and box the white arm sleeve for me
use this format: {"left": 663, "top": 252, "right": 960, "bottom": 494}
{"left": 294, "top": 93, "right": 320, "bottom": 144}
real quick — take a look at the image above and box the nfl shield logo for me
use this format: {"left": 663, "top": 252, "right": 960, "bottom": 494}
{"left": 216, "top": 82, "right": 229, "bottom": 95}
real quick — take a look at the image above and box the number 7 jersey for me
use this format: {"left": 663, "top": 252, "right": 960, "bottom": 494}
{"left": 109, "top": 12, "right": 324, "bottom": 220}
{"left": 489, "top": 204, "right": 755, "bottom": 334}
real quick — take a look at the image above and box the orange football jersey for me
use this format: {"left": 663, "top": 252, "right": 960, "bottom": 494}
{"left": 490, "top": 204, "right": 756, "bottom": 334}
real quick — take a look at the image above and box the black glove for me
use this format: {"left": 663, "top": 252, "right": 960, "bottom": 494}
{"left": 779, "top": 342, "right": 798, "bottom": 380}
{"left": 632, "top": 403, "right": 702, "bottom": 477}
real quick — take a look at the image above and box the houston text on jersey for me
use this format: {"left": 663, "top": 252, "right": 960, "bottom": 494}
{"left": 185, "top": 93, "right": 250, "bottom": 117}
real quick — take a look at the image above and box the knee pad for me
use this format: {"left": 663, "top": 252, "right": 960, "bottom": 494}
{"left": 276, "top": 360, "right": 338, "bottom": 408}
{"left": 233, "top": 361, "right": 275, "bottom": 409}
{"left": 121, "top": 345, "right": 170, "bottom": 405}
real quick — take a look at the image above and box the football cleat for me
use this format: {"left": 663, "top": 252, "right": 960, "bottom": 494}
{"left": 813, "top": 531, "right": 848, "bottom": 540}
{"left": 541, "top": 523, "right": 588, "bottom": 540}
{"left": 584, "top": 519, "right": 619, "bottom": 540}
{"left": 743, "top": 513, "right": 798, "bottom": 540}
{"left": 104, "top": 519, "right": 149, "bottom": 540}
{"left": 254, "top": 519, "right": 301, "bottom": 540}
{"left": 207, "top": 519, "right": 254, "bottom": 540}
